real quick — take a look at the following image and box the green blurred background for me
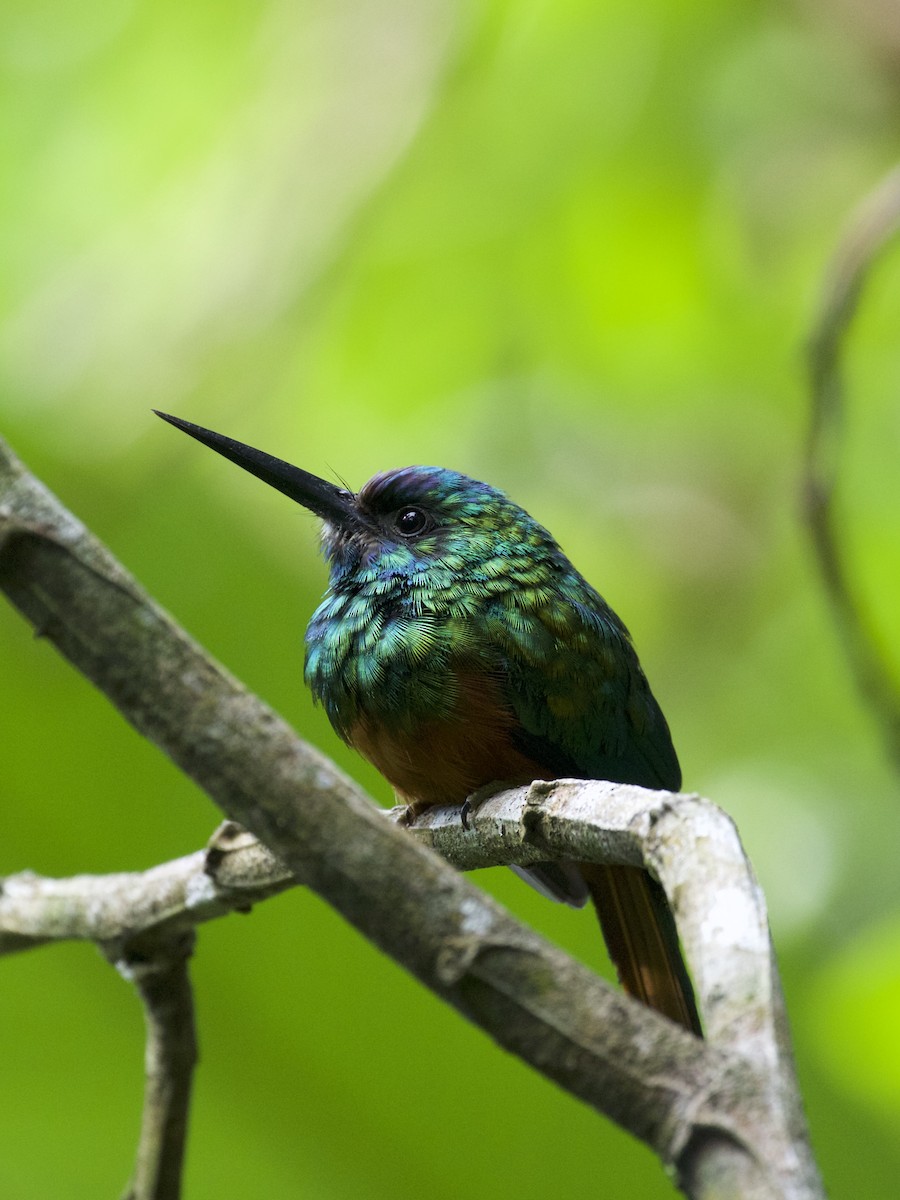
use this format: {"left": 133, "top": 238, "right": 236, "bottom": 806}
{"left": 2, "top": 0, "right": 900, "bottom": 1196}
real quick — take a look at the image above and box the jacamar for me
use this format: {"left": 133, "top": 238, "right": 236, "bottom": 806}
{"left": 156, "top": 411, "right": 701, "bottom": 1035}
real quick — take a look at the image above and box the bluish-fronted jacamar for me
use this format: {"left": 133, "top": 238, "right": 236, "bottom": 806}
{"left": 156, "top": 411, "right": 700, "bottom": 1035}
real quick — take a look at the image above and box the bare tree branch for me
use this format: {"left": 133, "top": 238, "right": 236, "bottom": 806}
{"left": 804, "top": 164, "right": 900, "bottom": 770}
{"left": 110, "top": 930, "right": 197, "bottom": 1200}
{"left": 0, "top": 435, "right": 825, "bottom": 1199}
{"left": 0, "top": 824, "right": 293, "bottom": 958}
{"left": 2, "top": 785, "right": 812, "bottom": 1198}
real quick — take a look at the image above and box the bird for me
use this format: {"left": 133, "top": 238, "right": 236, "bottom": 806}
{"left": 156, "top": 410, "right": 701, "bottom": 1035}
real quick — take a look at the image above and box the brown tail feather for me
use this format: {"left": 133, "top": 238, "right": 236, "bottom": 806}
{"left": 580, "top": 862, "right": 702, "bottom": 1036}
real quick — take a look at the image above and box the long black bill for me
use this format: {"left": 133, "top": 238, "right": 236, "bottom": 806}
{"left": 154, "top": 411, "right": 356, "bottom": 526}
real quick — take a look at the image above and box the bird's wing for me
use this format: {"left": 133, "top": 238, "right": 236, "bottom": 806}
{"left": 491, "top": 604, "right": 681, "bottom": 792}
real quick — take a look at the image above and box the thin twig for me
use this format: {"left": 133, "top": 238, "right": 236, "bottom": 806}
{"left": 804, "top": 165, "right": 900, "bottom": 770}
{"left": 109, "top": 930, "right": 198, "bottom": 1200}
{"left": 0, "top": 824, "right": 293, "bottom": 958}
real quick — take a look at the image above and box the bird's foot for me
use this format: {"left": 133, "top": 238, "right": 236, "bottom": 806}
{"left": 459, "top": 781, "right": 512, "bottom": 831}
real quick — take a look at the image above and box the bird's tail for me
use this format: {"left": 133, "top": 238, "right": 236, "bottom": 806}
{"left": 579, "top": 862, "right": 702, "bottom": 1036}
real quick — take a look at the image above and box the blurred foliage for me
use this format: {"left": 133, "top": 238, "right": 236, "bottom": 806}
{"left": 2, "top": 0, "right": 900, "bottom": 1196}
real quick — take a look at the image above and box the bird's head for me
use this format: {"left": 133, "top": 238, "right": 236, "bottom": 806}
{"left": 154, "top": 413, "right": 561, "bottom": 589}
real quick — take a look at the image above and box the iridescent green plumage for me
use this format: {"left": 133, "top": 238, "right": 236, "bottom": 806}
{"left": 304, "top": 465, "right": 681, "bottom": 795}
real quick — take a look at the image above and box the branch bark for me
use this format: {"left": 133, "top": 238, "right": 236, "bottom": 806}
{"left": 0, "top": 435, "right": 824, "bottom": 1199}
{"left": 111, "top": 929, "right": 197, "bottom": 1200}
{"left": 0, "top": 824, "right": 293, "bottom": 958}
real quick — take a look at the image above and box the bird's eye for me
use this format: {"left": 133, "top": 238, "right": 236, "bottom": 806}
{"left": 394, "top": 507, "right": 430, "bottom": 537}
